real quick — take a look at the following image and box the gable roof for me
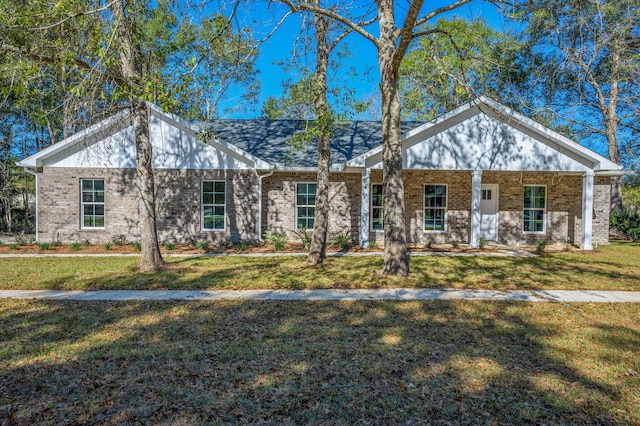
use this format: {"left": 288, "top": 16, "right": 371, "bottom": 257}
{"left": 204, "top": 120, "right": 423, "bottom": 169}
{"left": 346, "top": 96, "right": 623, "bottom": 174}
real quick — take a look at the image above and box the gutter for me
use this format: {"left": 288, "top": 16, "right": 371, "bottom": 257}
{"left": 24, "top": 168, "right": 38, "bottom": 242}
{"left": 257, "top": 169, "right": 275, "bottom": 242}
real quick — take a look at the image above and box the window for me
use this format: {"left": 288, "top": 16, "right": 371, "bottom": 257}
{"left": 523, "top": 185, "right": 546, "bottom": 233}
{"left": 371, "top": 184, "right": 384, "bottom": 231}
{"left": 81, "top": 179, "right": 105, "bottom": 228}
{"left": 203, "top": 181, "right": 225, "bottom": 230}
{"left": 424, "top": 184, "right": 447, "bottom": 231}
{"left": 482, "top": 189, "right": 492, "bottom": 200}
{"left": 296, "top": 183, "right": 316, "bottom": 229}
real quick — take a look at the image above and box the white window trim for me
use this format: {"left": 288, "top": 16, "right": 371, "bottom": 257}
{"left": 423, "top": 183, "right": 448, "bottom": 233}
{"left": 80, "top": 178, "right": 105, "bottom": 230}
{"left": 370, "top": 183, "right": 384, "bottom": 232}
{"left": 202, "top": 180, "right": 226, "bottom": 232}
{"left": 295, "top": 182, "right": 316, "bottom": 230}
{"left": 522, "top": 184, "right": 547, "bottom": 234}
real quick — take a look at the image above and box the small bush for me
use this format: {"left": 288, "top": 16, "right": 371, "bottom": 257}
{"left": 536, "top": 240, "right": 547, "bottom": 254}
{"left": 164, "top": 242, "right": 176, "bottom": 251}
{"left": 331, "top": 229, "right": 352, "bottom": 251}
{"left": 293, "top": 225, "right": 313, "bottom": 250}
{"left": 264, "top": 231, "right": 287, "bottom": 251}
{"left": 478, "top": 236, "right": 487, "bottom": 249}
{"left": 9, "top": 243, "right": 18, "bottom": 250}
{"left": 195, "top": 241, "right": 209, "bottom": 251}
{"left": 111, "top": 234, "right": 128, "bottom": 246}
{"left": 38, "top": 242, "right": 51, "bottom": 250}
{"left": 610, "top": 208, "right": 640, "bottom": 241}
{"left": 367, "top": 240, "right": 378, "bottom": 249}
{"left": 132, "top": 241, "right": 141, "bottom": 251}
{"left": 0, "top": 240, "right": 4, "bottom": 246}
{"left": 104, "top": 242, "right": 113, "bottom": 251}
{"left": 69, "top": 242, "right": 82, "bottom": 251}
{"left": 451, "top": 241, "right": 459, "bottom": 249}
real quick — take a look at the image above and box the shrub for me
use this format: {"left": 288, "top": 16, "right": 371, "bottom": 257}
{"left": 293, "top": 225, "right": 313, "bottom": 250}
{"left": 610, "top": 208, "right": 640, "bottom": 241}
{"left": 195, "top": 241, "right": 209, "bottom": 251}
{"left": 451, "top": 240, "right": 459, "bottom": 249}
{"left": 111, "top": 234, "right": 128, "bottom": 246}
{"left": 104, "top": 242, "right": 113, "bottom": 251}
{"left": 536, "top": 240, "right": 547, "bottom": 254}
{"left": 331, "top": 229, "right": 352, "bottom": 251}
{"left": 164, "top": 242, "right": 176, "bottom": 251}
{"left": 478, "top": 236, "right": 487, "bottom": 249}
{"left": 0, "top": 240, "right": 3, "bottom": 246}
{"left": 9, "top": 243, "right": 18, "bottom": 250}
{"left": 264, "top": 231, "right": 287, "bottom": 251}
{"left": 38, "top": 242, "right": 51, "bottom": 250}
{"left": 132, "top": 241, "right": 141, "bottom": 251}
{"left": 69, "top": 242, "right": 82, "bottom": 251}
{"left": 367, "top": 240, "right": 378, "bottom": 249}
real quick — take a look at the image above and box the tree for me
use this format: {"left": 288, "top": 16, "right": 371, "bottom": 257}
{"left": 400, "top": 18, "right": 526, "bottom": 120}
{"left": 1, "top": 0, "right": 259, "bottom": 269}
{"left": 511, "top": 0, "right": 640, "bottom": 210}
{"left": 278, "top": 0, "right": 473, "bottom": 276}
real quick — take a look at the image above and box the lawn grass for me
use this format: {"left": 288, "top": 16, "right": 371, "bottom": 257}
{"left": 1, "top": 299, "right": 638, "bottom": 424}
{"left": 0, "top": 242, "right": 639, "bottom": 291}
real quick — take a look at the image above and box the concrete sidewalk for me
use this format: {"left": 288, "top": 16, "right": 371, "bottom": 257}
{"left": 1, "top": 289, "right": 639, "bottom": 302}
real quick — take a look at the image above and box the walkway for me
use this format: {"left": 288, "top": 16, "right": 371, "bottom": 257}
{"left": 2, "top": 289, "right": 639, "bottom": 302}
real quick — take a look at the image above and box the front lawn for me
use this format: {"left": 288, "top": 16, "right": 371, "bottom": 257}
{"left": 0, "top": 242, "right": 639, "bottom": 291}
{"left": 1, "top": 299, "right": 638, "bottom": 424}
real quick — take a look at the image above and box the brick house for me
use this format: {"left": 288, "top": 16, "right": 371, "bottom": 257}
{"left": 19, "top": 97, "right": 623, "bottom": 249}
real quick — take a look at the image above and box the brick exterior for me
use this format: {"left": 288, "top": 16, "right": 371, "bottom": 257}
{"left": 37, "top": 167, "right": 610, "bottom": 246}
{"left": 261, "top": 172, "right": 361, "bottom": 241}
{"left": 38, "top": 167, "right": 259, "bottom": 244}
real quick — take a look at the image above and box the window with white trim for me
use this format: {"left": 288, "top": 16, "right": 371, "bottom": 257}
{"left": 202, "top": 181, "right": 226, "bottom": 230}
{"left": 296, "top": 183, "right": 316, "bottom": 229}
{"left": 371, "top": 184, "right": 384, "bottom": 231}
{"left": 81, "top": 179, "right": 105, "bottom": 228}
{"left": 523, "top": 185, "right": 546, "bottom": 233}
{"left": 424, "top": 184, "right": 447, "bottom": 231}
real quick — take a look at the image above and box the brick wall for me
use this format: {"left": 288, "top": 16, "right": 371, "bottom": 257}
{"left": 261, "top": 172, "right": 361, "bottom": 241}
{"left": 37, "top": 167, "right": 610, "bottom": 246}
{"left": 38, "top": 167, "right": 259, "bottom": 244}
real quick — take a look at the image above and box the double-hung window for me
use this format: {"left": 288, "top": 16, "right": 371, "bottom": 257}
{"left": 81, "top": 179, "right": 105, "bottom": 228}
{"left": 371, "top": 184, "right": 384, "bottom": 231}
{"left": 296, "top": 183, "right": 316, "bottom": 229}
{"left": 203, "top": 181, "right": 226, "bottom": 230}
{"left": 424, "top": 184, "right": 447, "bottom": 231}
{"left": 523, "top": 185, "right": 546, "bottom": 233}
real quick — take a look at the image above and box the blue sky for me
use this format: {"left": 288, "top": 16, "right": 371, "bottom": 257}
{"left": 227, "top": 0, "right": 512, "bottom": 118}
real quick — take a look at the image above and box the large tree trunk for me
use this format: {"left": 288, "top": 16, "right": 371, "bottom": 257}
{"left": 131, "top": 100, "right": 163, "bottom": 270}
{"left": 307, "top": 6, "right": 331, "bottom": 266}
{"left": 378, "top": 0, "right": 409, "bottom": 276}
{"left": 113, "top": 0, "right": 163, "bottom": 270}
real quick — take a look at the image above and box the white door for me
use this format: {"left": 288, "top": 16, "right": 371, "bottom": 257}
{"left": 480, "top": 184, "right": 499, "bottom": 241}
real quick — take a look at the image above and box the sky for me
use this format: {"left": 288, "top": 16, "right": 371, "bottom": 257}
{"left": 225, "top": 0, "right": 512, "bottom": 118}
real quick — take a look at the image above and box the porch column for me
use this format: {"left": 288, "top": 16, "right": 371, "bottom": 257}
{"left": 360, "top": 168, "right": 371, "bottom": 248}
{"left": 581, "top": 170, "right": 594, "bottom": 250}
{"left": 470, "top": 169, "right": 483, "bottom": 248}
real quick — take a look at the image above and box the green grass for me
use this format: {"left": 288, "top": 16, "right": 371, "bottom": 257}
{"left": 0, "top": 299, "right": 638, "bottom": 424}
{"left": 0, "top": 242, "right": 639, "bottom": 291}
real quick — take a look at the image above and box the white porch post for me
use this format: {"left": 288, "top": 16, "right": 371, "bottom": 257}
{"left": 581, "top": 170, "right": 594, "bottom": 250}
{"left": 470, "top": 169, "right": 483, "bottom": 248}
{"left": 360, "top": 168, "right": 371, "bottom": 248}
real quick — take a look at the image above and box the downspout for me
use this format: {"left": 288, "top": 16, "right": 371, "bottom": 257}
{"left": 257, "top": 169, "right": 275, "bottom": 242}
{"left": 24, "top": 168, "right": 38, "bottom": 243}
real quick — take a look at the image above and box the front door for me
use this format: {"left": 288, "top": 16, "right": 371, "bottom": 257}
{"left": 480, "top": 184, "right": 499, "bottom": 241}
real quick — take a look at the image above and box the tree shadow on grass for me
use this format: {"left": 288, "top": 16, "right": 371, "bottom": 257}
{"left": 1, "top": 299, "right": 638, "bottom": 424}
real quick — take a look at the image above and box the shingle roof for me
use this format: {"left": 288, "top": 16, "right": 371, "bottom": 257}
{"left": 204, "top": 119, "right": 423, "bottom": 168}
